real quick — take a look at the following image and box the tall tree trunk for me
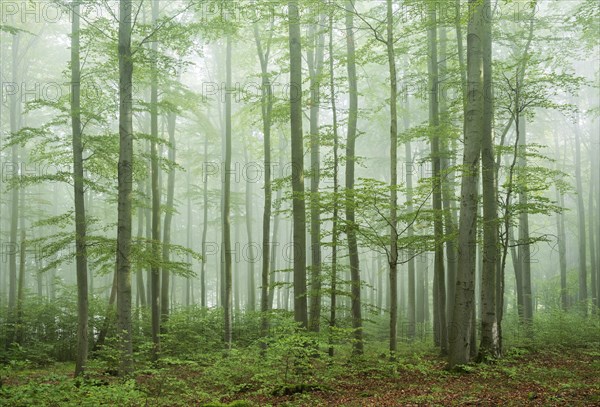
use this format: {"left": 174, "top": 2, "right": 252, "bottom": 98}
{"left": 345, "top": 0, "right": 363, "bottom": 355}
{"left": 517, "top": 118, "right": 533, "bottom": 327}
{"left": 439, "top": 26, "right": 459, "bottom": 336}
{"left": 135, "top": 187, "right": 146, "bottom": 307}
{"left": 223, "top": 35, "right": 233, "bottom": 347}
{"left": 307, "top": 13, "right": 325, "bottom": 333}
{"left": 243, "top": 147, "right": 256, "bottom": 312}
{"left": 448, "top": 0, "right": 483, "bottom": 369}
{"left": 588, "top": 165, "right": 597, "bottom": 309}
{"left": 574, "top": 123, "right": 587, "bottom": 312}
{"left": 7, "top": 33, "right": 20, "bottom": 322}
{"left": 288, "top": 0, "right": 308, "bottom": 328}
{"left": 71, "top": 0, "right": 89, "bottom": 375}
{"left": 428, "top": 2, "right": 447, "bottom": 355}
{"left": 253, "top": 21, "right": 273, "bottom": 346}
{"left": 150, "top": 0, "right": 161, "bottom": 360}
{"left": 116, "top": 0, "right": 134, "bottom": 375}
{"left": 385, "top": 0, "right": 398, "bottom": 357}
{"left": 200, "top": 135, "right": 209, "bottom": 308}
{"left": 15, "top": 222, "right": 25, "bottom": 345}
{"left": 328, "top": 12, "right": 339, "bottom": 357}
{"left": 403, "top": 98, "right": 416, "bottom": 340}
{"left": 161, "top": 111, "right": 177, "bottom": 323}
{"left": 553, "top": 134, "right": 568, "bottom": 310}
{"left": 478, "top": 0, "right": 500, "bottom": 359}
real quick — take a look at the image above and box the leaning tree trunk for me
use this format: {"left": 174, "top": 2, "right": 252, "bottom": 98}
{"left": 116, "top": 0, "right": 134, "bottom": 376}
{"left": 448, "top": 0, "right": 483, "bottom": 369}
{"left": 288, "top": 0, "right": 308, "bottom": 328}
{"left": 71, "top": 0, "right": 90, "bottom": 376}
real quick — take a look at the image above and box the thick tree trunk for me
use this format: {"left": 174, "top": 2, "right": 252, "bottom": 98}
{"left": 288, "top": 0, "right": 308, "bottom": 328}
{"left": 448, "top": 0, "right": 483, "bottom": 369}
{"left": 150, "top": 0, "right": 161, "bottom": 360}
{"left": 345, "top": 0, "right": 363, "bottom": 355}
{"left": 479, "top": 0, "right": 500, "bottom": 359}
{"left": 116, "top": 0, "right": 134, "bottom": 375}
{"left": 71, "top": 0, "right": 89, "bottom": 375}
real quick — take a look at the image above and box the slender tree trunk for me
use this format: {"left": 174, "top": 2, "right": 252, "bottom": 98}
{"left": 328, "top": 12, "right": 339, "bottom": 357}
{"left": 243, "top": 147, "right": 256, "bottom": 312}
{"left": 385, "top": 0, "right": 398, "bottom": 357}
{"left": 253, "top": 21, "right": 273, "bottom": 347}
{"left": 403, "top": 99, "right": 416, "bottom": 340}
{"left": 574, "top": 123, "right": 587, "bottom": 312}
{"left": 15, "top": 226, "right": 25, "bottom": 345}
{"left": 71, "top": 0, "right": 89, "bottom": 375}
{"left": 223, "top": 35, "right": 233, "bottom": 347}
{"left": 135, "top": 197, "right": 146, "bottom": 308}
{"left": 161, "top": 111, "right": 177, "bottom": 323}
{"left": 307, "top": 13, "right": 325, "bottom": 333}
{"left": 288, "top": 0, "right": 308, "bottom": 328}
{"left": 588, "top": 167, "right": 597, "bottom": 309}
{"left": 201, "top": 135, "right": 209, "bottom": 308}
{"left": 345, "top": 0, "right": 363, "bottom": 355}
{"left": 518, "top": 118, "right": 533, "bottom": 327}
{"left": 116, "top": 0, "right": 134, "bottom": 375}
{"left": 479, "top": 0, "right": 500, "bottom": 359}
{"left": 7, "top": 33, "right": 20, "bottom": 322}
{"left": 428, "top": 2, "right": 447, "bottom": 355}
{"left": 553, "top": 134, "right": 568, "bottom": 310}
{"left": 448, "top": 0, "right": 483, "bottom": 369}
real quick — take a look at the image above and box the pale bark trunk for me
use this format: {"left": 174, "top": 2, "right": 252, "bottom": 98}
{"left": 223, "top": 35, "right": 233, "bottom": 347}
{"left": 448, "top": 0, "right": 483, "bottom": 369}
{"left": 574, "top": 123, "right": 587, "bottom": 312}
{"left": 308, "top": 14, "right": 325, "bottom": 333}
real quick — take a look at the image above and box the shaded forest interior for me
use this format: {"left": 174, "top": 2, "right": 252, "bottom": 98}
{"left": 1, "top": 0, "right": 599, "bottom": 405}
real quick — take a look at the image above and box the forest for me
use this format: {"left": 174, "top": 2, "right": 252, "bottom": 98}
{"left": 0, "top": 0, "right": 599, "bottom": 405}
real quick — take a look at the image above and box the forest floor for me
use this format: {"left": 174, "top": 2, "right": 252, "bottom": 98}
{"left": 1, "top": 345, "right": 599, "bottom": 406}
